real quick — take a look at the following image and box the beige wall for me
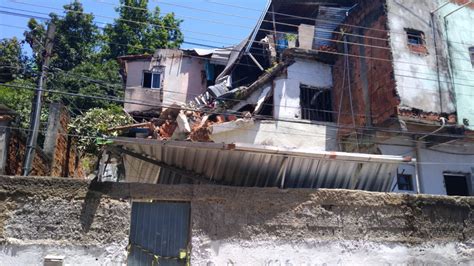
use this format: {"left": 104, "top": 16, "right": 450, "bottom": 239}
{"left": 124, "top": 49, "right": 207, "bottom": 112}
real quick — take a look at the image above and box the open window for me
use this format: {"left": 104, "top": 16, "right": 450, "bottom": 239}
{"left": 405, "top": 29, "right": 428, "bottom": 54}
{"left": 469, "top": 47, "right": 474, "bottom": 67}
{"left": 142, "top": 71, "right": 161, "bottom": 89}
{"left": 444, "top": 173, "right": 470, "bottom": 196}
{"left": 300, "top": 84, "right": 333, "bottom": 122}
{"left": 397, "top": 173, "right": 413, "bottom": 191}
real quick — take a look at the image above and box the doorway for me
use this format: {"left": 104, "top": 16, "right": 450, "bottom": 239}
{"left": 128, "top": 201, "right": 191, "bottom": 266}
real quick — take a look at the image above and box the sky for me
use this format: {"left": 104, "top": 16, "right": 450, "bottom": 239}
{"left": 0, "top": 0, "right": 268, "bottom": 51}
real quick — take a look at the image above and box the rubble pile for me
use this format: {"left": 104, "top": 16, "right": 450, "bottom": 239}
{"left": 109, "top": 107, "right": 243, "bottom": 143}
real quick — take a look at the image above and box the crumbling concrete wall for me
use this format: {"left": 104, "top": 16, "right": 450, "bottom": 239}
{"left": 1, "top": 176, "right": 473, "bottom": 265}
{"left": 0, "top": 176, "right": 130, "bottom": 265}
{"left": 386, "top": 0, "right": 456, "bottom": 118}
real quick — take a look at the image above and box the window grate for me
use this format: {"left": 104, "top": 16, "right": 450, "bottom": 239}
{"left": 300, "top": 84, "right": 333, "bottom": 122}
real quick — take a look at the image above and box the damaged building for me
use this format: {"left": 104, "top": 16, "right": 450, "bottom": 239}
{"left": 2, "top": 0, "right": 474, "bottom": 265}
{"left": 108, "top": 0, "right": 474, "bottom": 197}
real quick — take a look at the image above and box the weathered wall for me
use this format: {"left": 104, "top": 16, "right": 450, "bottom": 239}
{"left": 5, "top": 131, "right": 50, "bottom": 176}
{"left": 333, "top": 0, "right": 398, "bottom": 133}
{"left": 2, "top": 176, "right": 473, "bottom": 265}
{"left": 124, "top": 50, "right": 207, "bottom": 112}
{"left": 273, "top": 58, "right": 333, "bottom": 120}
{"left": 379, "top": 137, "right": 474, "bottom": 195}
{"left": 210, "top": 119, "right": 338, "bottom": 150}
{"left": 386, "top": 0, "right": 456, "bottom": 117}
{"left": 440, "top": 2, "right": 474, "bottom": 129}
{"left": 0, "top": 176, "right": 130, "bottom": 265}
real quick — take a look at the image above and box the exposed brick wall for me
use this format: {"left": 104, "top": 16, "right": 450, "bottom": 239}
{"left": 5, "top": 104, "right": 84, "bottom": 178}
{"left": 333, "top": 0, "right": 399, "bottom": 136}
{"left": 49, "top": 105, "right": 84, "bottom": 178}
{"left": 5, "top": 131, "right": 50, "bottom": 176}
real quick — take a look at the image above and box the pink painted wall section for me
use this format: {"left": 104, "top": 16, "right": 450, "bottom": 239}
{"left": 123, "top": 49, "right": 207, "bottom": 112}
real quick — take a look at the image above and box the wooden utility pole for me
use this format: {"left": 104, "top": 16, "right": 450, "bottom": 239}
{"left": 22, "top": 23, "right": 56, "bottom": 176}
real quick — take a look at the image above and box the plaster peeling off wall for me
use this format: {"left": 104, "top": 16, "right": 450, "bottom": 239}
{"left": 441, "top": 3, "right": 474, "bottom": 129}
{"left": 274, "top": 59, "right": 333, "bottom": 120}
{"left": 386, "top": 0, "right": 456, "bottom": 114}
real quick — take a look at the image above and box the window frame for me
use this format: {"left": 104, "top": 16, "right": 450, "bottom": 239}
{"left": 299, "top": 84, "right": 334, "bottom": 123}
{"left": 405, "top": 28, "right": 428, "bottom": 55}
{"left": 397, "top": 173, "right": 414, "bottom": 191}
{"left": 142, "top": 70, "right": 162, "bottom": 89}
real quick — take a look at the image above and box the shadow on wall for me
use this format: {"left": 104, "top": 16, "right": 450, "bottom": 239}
{"left": 80, "top": 181, "right": 102, "bottom": 232}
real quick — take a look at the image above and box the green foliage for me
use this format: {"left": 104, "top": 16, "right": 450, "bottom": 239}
{"left": 285, "top": 33, "right": 297, "bottom": 42}
{"left": 49, "top": 60, "right": 123, "bottom": 112}
{"left": 0, "top": 80, "right": 48, "bottom": 129}
{"left": 0, "top": 37, "right": 29, "bottom": 83}
{"left": 25, "top": 1, "right": 99, "bottom": 71}
{"left": 69, "top": 106, "right": 133, "bottom": 154}
{"left": 104, "top": 0, "right": 183, "bottom": 59}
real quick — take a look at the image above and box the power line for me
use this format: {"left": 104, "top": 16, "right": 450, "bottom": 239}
{"left": 4, "top": 3, "right": 474, "bottom": 73}
{"left": 2, "top": 82, "right": 474, "bottom": 145}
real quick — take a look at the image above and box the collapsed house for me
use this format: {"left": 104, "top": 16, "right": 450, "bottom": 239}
{"left": 108, "top": 0, "right": 474, "bottom": 197}
{"left": 1, "top": 1, "right": 474, "bottom": 265}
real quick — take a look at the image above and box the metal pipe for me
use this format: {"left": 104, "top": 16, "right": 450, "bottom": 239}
{"left": 431, "top": 1, "right": 450, "bottom": 14}
{"left": 419, "top": 117, "right": 447, "bottom": 141}
{"left": 444, "top": 1, "right": 472, "bottom": 18}
{"left": 413, "top": 157, "right": 421, "bottom": 194}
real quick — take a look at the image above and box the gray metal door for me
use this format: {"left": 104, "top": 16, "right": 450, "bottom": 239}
{"left": 128, "top": 201, "right": 191, "bottom": 266}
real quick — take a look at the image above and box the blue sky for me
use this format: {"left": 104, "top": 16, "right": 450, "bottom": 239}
{"left": 0, "top": 0, "right": 268, "bottom": 50}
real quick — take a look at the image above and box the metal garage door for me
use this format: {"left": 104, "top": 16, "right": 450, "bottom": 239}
{"left": 128, "top": 201, "right": 191, "bottom": 266}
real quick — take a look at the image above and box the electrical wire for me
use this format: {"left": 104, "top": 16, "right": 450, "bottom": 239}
{"left": 4, "top": 4, "right": 474, "bottom": 78}
{"left": 2, "top": 81, "right": 474, "bottom": 146}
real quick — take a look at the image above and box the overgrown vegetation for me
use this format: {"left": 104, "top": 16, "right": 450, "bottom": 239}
{"left": 0, "top": 0, "right": 183, "bottom": 166}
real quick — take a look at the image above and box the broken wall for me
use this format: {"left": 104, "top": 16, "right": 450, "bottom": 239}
{"left": 1, "top": 176, "right": 473, "bottom": 265}
{"left": 386, "top": 0, "right": 456, "bottom": 119}
{"left": 333, "top": 0, "right": 398, "bottom": 133}
{"left": 123, "top": 50, "right": 207, "bottom": 112}
{"left": 273, "top": 58, "right": 333, "bottom": 120}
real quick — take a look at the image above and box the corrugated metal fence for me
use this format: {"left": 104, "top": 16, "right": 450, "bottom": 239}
{"left": 128, "top": 202, "right": 191, "bottom": 266}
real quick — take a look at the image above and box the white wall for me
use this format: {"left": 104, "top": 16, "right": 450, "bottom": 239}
{"left": 379, "top": 138, "right": 474, "bottom": 195}
{"left": 274, "top": 58, "right": 333, "bottom": 120}
{"left": 210, "top": 120, "right": 338, "bottom": 150}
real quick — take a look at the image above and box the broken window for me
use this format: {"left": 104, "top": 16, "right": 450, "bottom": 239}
{"left": 142, "top": 71, "right": 161, "bottom": 89}
{"left": 444, "top": 173, "right": 470, "bottom": 196}
{"left": 470, "top": 47, "right": 474, "bottom": 67}
{"left": 405, "top": 29, "right": 427, "bottom": 54}
{"left": 300, "top": 84, "right": 333, "bottom": 122}
{"left": 397, "top": 174, "right": 413, "bottom": 191}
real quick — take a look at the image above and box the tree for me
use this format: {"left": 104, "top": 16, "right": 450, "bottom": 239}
{"left": 0, "top": 38, "right": 28, "bottom": 83}
{"left": 25, "top": 1, "right": 99, "bottom": 71}
{"left": 104, "top": 0, "right": 183, "bottom": 59}
{"left": 49, "top": 60, "right": 124, "bottom": 113}
{"left": 69, "top": 106, "right": 133, "bottom": 154}
{"left": 0, "top": 80, "right": 48, "bottom": 129}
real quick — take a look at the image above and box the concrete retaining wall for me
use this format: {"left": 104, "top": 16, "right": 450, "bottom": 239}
{"left": 0, "top": 176, "right": 473, "bottom": 265}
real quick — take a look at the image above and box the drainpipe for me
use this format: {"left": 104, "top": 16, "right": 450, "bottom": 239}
{"left": 430, "top": 11, "right": 444, "bottom": 113}
{"left": 414, "top": 117, "right": 447, "bottom": 194}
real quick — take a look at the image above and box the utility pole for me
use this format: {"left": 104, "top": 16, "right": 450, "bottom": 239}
{"left": 22, "top": 23, "right": 56, "bottom": 176}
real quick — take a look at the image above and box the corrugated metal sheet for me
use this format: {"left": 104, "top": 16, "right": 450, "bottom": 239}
{"left": 128, "top": 201, "right": 190, "bottom": 266}
{"left": 111, "top": 139, "right": 412, "bottom": 192}
{"left": 314, "top": 6, "right": 351, "bottom": 48}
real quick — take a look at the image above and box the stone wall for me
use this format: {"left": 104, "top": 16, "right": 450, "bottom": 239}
{"left": 0, "top": 176, "right": 473, "bottom": 265}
